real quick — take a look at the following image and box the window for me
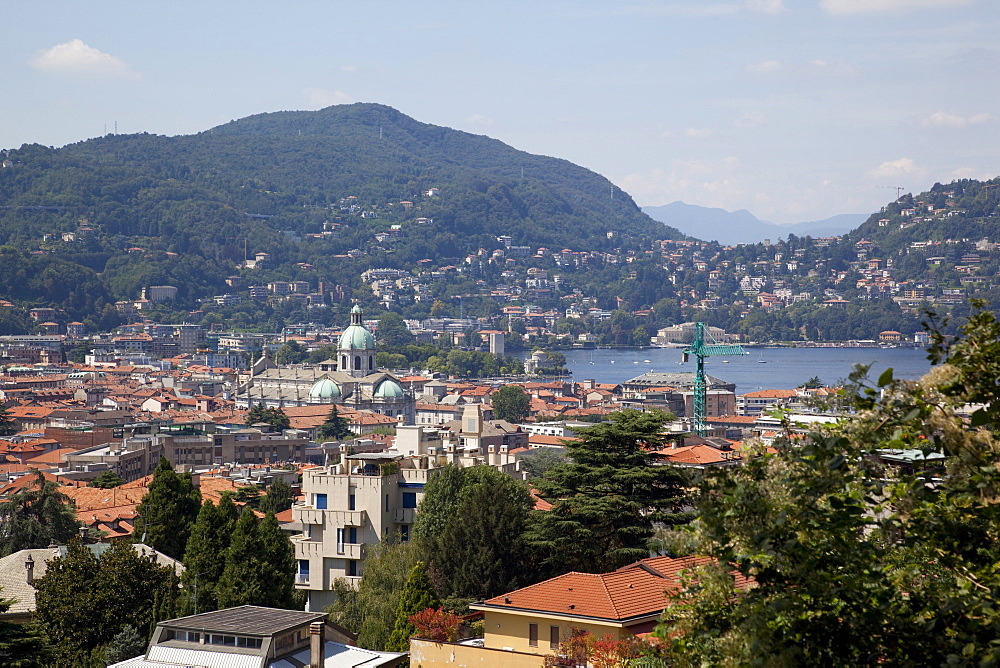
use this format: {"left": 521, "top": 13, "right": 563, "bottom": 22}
{"left": 402, "top": 492, "right": 417, "bottom": 509}
{"left": 401, "top": 525, "right": 409, "bottom": 542}
{"left": 298, "top": 559, "right": 309, "bottom": 582}
{"left": 549, "top": 626, "right": 560, "bottom": 650}
{"left": 528, "top": 624, "right": 538, "bottom": 647}
{"left": 354, "top": 356, "right": 361, "bottom": 370}
{"left": 347, "top": 559, "right": 358, "bottom": 577}
{"left": 315, "top": 493, "right": 327, "bottom": 510}
{"left": 348, "top": 490, "right": 356, "bottom": 511}
{"left": 336, "top": 528, "right": 345, "bottom": 554}
{"left": 347, "top": 527, "right": 357, "bottom": 544}
{"left": 385, "top": 494, "right": 389, "bottom": 512}
{"left": 369, "top": 356, "right": 374, "bottom": 370}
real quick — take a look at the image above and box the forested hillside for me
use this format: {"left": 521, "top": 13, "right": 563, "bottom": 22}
{"left": 0, "top": 104, "right": 997, "bottom": 343}
{"left": 0, "top": 103, "right": 683, "bottom": 332}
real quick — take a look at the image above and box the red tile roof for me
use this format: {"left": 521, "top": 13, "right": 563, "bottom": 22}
{"left": 479, "top": 555, "right": 743, "bottom": 622}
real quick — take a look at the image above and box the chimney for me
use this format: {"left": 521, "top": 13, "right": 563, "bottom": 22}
{"left": 309, "top": 621, "right": 325, "bottom": 668}
{"left": 24, "top": 554, "right": 34, "bottom": 584}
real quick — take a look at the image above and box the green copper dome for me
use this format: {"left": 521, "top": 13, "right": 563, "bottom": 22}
{"left": 338, "top": 305, "right": 376, "bottom": 350}
{"left": 373, "top": 378, "right": 404, "bottom": 398}
{"left": 308, "top": 377, "right": 341, "bottom": 400}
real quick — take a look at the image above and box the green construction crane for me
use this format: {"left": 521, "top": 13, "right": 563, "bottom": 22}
{"left": 682, "top": 322, "right": 747, "bottom": 435}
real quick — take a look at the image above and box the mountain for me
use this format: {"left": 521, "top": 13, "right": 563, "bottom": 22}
{"left": 0, "top": 103, "right": 685, "bottom": 328}
{"left": 642, "top": 201, "right": 867, "bottom": 245}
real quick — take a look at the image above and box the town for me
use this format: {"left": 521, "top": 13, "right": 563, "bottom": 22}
{"left": 0, "top": 295, "right": 969, "bottom": 667}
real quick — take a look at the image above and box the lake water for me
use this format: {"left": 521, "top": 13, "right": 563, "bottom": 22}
{"left": 557, "top": 346, "right": 933, "bottom": 394}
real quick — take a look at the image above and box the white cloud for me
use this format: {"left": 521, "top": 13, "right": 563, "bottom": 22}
{"left": 821, "top": 0, "right": 972, "bottom": 15}
{"left": 746, "top": 59, "right": 782, "bottom": 74}
{"left": 340, "top": 65, "right": 357, "bottom": 73}
{"left": 685, "top": 127, "right": 713, "bottom": 138}
{"left": 620, "top": 157, "right": 742, "bottom": 208}
{"left": 921, "top": 111, "right": 995, "bottom": 128}
{"left": 745, "top": 0, "right": 785, "bottom": 13}
{"left": 734, "top": 110, "right": 767, "bottom": 127}
{"left": 303, "top": 88, "right": 354, "bottom": 107}
{"left": 32, "top": 39, "right": 139, "bottom": 79}
{"left": 869, "top": 157, "right": 926, "bottom": 180}
{"left": 466, "top": 113, "right": 495, "bottom": 126}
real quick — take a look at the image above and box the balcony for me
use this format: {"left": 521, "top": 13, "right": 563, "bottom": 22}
{"left": 335, "top": 543, "right": 367, "bottom": 560}
{"left": 293, "top": 508, "right": 365, "bottom": 527}
{"left": 393, "top": 508, "right": 416, "bottom": 524}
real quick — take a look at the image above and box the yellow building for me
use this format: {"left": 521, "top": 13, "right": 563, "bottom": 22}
{"left": 411, "top": 555, "right": 746, "bottom": 666}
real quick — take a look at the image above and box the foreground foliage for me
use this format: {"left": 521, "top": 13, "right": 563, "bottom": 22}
{"left": 0, "top": 470, "right": 81, "bottom": 557}
{"left": 34, "top": 540, "right": 178, "bottom": 666}
{"left": 659, "top": 305, "right": 1000, "bottom": 666}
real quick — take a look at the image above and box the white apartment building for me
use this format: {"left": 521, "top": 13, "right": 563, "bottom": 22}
{"left": 292, "top": 405, "right": 524, "bottom": 611}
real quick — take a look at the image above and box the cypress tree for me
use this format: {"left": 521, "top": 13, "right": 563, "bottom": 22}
{"left": 215, "top": 509, "right": 264, "bottom": 609}
{"left": 259, "top": 478, "right": 294, "bottom": 515}
{"left": 134, "top": 458, "right": 201, "bottom": 560}
{"left": 385, "top": 561, "right": 440, "bottom": 652}
{"left": 316, "top": 404, "right": 352, "bottom": 441}
{"left": 257, "top": 512, "right": 296, "bottom": 609}
{"left": 180, "top": 500, "right": 233, "bottom": 614}
{"left": 215, "top": 509, "right": 298, "bottom": 610}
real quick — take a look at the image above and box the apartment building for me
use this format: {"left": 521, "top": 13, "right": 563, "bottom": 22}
{"left": 292, "top": 405, "right": 524, "bottom": 611}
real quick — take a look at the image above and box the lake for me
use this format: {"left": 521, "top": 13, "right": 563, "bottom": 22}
{"left": 556, "top": 346, "right": 933, "bottom": 394}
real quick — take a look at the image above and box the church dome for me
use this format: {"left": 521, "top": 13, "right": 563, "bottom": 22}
{"left": 338, "top": 305, "right": 376, "bottom": 350}
{"left": 373, "top": 378, "right": 404, "bottom": 398}
{"left": 308, "top": 377, "right": 342, "bottom": 400}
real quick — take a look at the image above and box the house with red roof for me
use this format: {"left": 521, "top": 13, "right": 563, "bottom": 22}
{"left": 411, "top": 555, "right": 749, "bottom": 666}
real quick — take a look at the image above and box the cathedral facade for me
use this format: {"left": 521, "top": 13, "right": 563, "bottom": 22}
{"left": 235, "top": 305, "right": 415, "bottom": 424}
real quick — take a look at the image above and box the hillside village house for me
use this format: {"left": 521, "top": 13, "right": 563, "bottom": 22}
{"left": 291, "top": 404, "right": 525, "bottom": 611}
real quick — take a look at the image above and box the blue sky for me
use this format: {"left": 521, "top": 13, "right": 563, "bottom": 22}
{"left": 4, "top": 0, "right": 998, "bottom": 224}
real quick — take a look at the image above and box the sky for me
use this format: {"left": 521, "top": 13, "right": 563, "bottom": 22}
{"left": 4, "top": 0, "right": 999, "bottom": 224}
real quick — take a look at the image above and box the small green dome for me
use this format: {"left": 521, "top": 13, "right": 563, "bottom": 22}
{"left": 308, "top": 377, "right": 341, "bottom": 400}
{"left": 374, "top": 379, "right": 404, "bottom": 398}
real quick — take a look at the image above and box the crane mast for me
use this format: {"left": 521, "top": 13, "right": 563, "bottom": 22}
{"left": 682, "top": 322, "right": 747, "bottom": 435}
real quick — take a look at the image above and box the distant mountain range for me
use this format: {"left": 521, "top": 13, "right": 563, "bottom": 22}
{"left": 642, "top": 201, "right": 868, "bottom": 245}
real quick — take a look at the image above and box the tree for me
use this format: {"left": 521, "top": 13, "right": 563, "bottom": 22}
{"left": 262, "top": 407, "right": 291, "bottom": 431}
{"left": 102, "top": 626, "right": 145, "bottom": 665}
{"left": 258, "top": 478, "right": 295, "bottom": 515}
{"left": 658, "top": 305, "right": 1000, "bottom": 666}
{"left": 797, "top": 375, "right": 823, "bottom": 389}
{"left": 134, "top": 458, "right": 201, "bottom": 560}
{"left": 328, "top": 540, "right": 422, "bottom": 651}
{"left": 385, "top": 561, "right": 440, "bottom": 652}
{"left": 180, "top": 496, "right": 239, "bottom": 615}
{"left": 0, "top": 592, "right": 50, "bottom": 666}
{"left": 34, "top": 540, "right": 178, "bottom": 666}
{"left": 0, "top": 470, "right": 81, "bottom": 557}
{"left": 215, "top": 509, "right": 296, "bottom": 609}
{"left": 517, "top": 447, "right": 567, "bottom": 479}
{"left": 376, "top": 311, "right": 415, "bottom": 348}
{"left": 87, "top": 469, "right": 125, "bottom": 489}
{"left": 0, "top": 405, "right": 18, "bottom": 437}
{"left": 316, "top": 403, "right": 352, "bottom": 441}
{"left": 491, "top": 384, "right": 531, "bottom": 423}
{"left": 419, "top": 466, "right": 536, "bottom": 601}
{"left": 525, "top": 409, "right": 690, "bottom": 574}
